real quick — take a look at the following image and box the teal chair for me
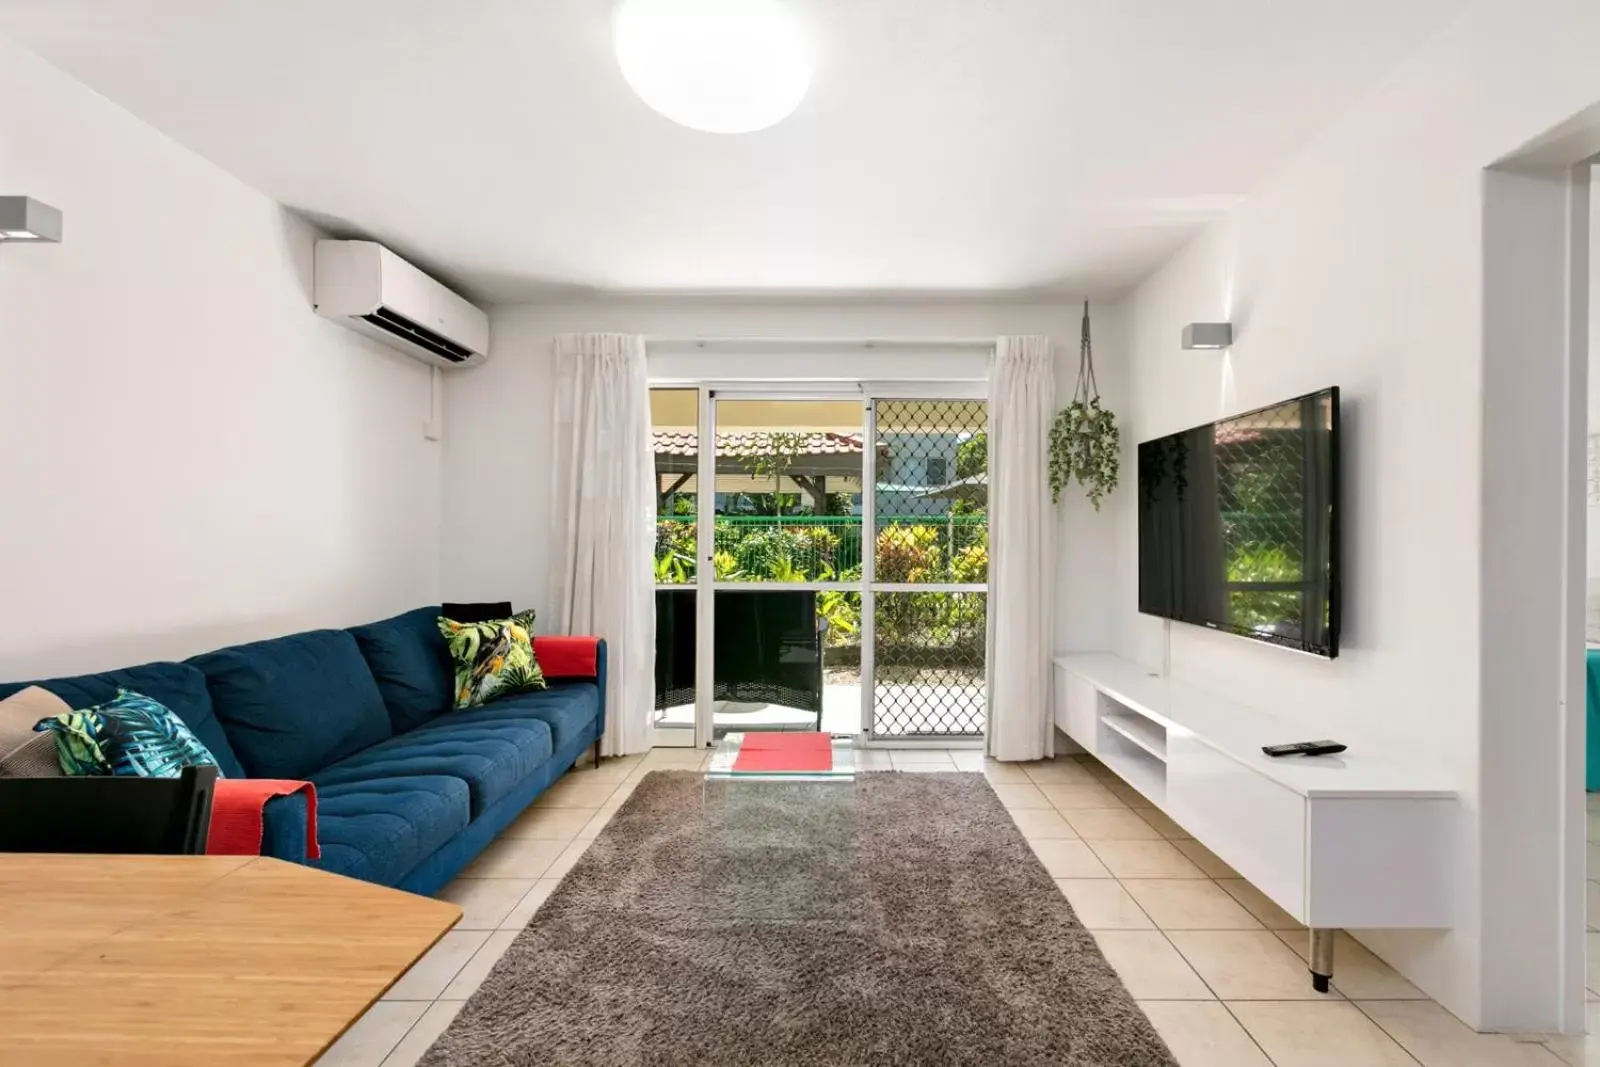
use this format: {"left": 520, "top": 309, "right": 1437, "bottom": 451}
{"left": 1587, "top": 649, "right": 1600, "bottom": 791}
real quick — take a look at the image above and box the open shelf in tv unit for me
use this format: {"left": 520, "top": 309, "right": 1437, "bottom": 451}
{"left": 1096, "top": 701, "right": 1168, "bottom": 804}
{"left": 1052, "top": 651, "right": 1458, "bottom": 995}
{"left": 1099, "top": 701, "right": 1167, "bottom": 759}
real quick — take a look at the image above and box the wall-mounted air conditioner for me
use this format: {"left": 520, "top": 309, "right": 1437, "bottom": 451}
{"left": 313, "top": 240, "right": 488, "bottom": 368}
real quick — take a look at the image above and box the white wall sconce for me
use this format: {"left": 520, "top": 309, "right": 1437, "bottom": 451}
{"left": 1181, "top": 322, "right": 1232, "bottom": 350}
{"left": 0, "top": 196, "right": 63, "bottom": 243}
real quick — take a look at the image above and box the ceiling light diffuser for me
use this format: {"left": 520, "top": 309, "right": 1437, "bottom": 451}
{"left": 613, "top": 0, "right": 811, "bottom": 135}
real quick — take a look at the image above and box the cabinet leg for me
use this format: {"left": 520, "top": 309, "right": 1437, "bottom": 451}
{"left": 1309, "top": 928, "right": 1336, "bottom": 993}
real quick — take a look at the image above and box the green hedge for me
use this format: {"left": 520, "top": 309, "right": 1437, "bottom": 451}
{"left": 654, "top": 515, "right": 987, "bottom": 585}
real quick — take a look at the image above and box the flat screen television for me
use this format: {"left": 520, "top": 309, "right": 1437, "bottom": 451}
{"left": 1137, "top": 387, "right": 1341, "bottom": 658}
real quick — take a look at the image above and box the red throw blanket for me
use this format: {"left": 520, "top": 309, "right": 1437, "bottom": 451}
{"left": 732, "top": 732, "right": 833, "bottom": 773}
{"left": 207, "top": 779, "right": 321, "bottom": 859}
{"left": 534, "top": 635, "right": 600, "bottom": 678}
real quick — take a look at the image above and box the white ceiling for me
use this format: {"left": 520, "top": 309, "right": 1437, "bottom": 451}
{"left": 0, "top": 0, "right": 1464, "bottom": 302}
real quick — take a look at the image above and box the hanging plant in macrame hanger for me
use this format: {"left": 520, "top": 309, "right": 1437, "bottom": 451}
{"left": 1049, "top": 302, "right": 1120, "bottom": 509}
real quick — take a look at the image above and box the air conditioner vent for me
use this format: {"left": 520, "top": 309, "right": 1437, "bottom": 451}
{"left": 360, "top": 307, "right": 473, "bottom": 364}
{"left": 314, "top": 240, "right": 489, "bottom": 369}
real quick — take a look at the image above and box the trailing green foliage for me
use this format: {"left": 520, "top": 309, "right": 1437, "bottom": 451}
{"left": 1050, "top": 399, "right": 1121, "bottom": 509}
{"left": 1052, "top": 302, "right": 1122, "bottom": 510}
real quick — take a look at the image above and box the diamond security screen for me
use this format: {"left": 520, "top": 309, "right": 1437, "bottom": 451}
{"left": 871, "top": 400, "right": 988, "bottom": 737}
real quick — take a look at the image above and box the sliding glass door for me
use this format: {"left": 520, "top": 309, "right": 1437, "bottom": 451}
{"left": 708, "top": 397, "right": 864, "bottom": 739}
{"left": 649, "top": 384, "right": 986, "bottom": 746}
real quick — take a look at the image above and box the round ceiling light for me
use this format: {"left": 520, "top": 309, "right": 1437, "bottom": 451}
{"left": 613, "top": 0, "right": 811, "bottom": 135}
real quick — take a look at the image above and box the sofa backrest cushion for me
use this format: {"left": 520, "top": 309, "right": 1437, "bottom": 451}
{"left": 0, "top": 662, "right": 247, "bottom": 779}
{"left": 188, "top": 630, "right": 392, "bottom": 780}
{"left": 348, "top": 607, "right": 454, "bottom": 734}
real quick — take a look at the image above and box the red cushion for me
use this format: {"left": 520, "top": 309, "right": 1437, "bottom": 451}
{"left": 533, "top": 636, "right": 600, "bottom": 678}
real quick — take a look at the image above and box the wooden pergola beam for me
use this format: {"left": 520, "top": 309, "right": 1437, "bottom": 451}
{"left": 656, "top": 472, "right": 693, "bottom": 511}
{"left": 790, "top": 475, "right": 829, "bottom": 514}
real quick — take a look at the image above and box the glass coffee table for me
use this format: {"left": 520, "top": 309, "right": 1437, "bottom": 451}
{"left": 700, "top": 733, "right": 861, "bottom": 924}
{"left": 705, "top": 731, "right": 857, "bottom": 783}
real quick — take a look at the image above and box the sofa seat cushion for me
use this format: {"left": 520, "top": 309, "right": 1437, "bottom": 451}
{"left": 420, "top": 684, "right": 599, "bottom": 752}
{"left": 309, "top": 775, "right": 470, "bottom": 886}
{"left": 348, "top": 608, "right": 455, "bottom": 734}
{"left": 189, "top": 630, "right": 392, "bottom": 781}
{"left": 310, "top": 718, "right": 554, "bottom": 817}
{"left": 0, "top": 663, "right": 246, "bottom": 779}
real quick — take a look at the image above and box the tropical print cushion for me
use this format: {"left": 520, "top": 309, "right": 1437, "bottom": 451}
{"left": 34, "top": 688, "right": 223, "bottom": 778}
{"left": 438, "top": 610, "right": 546, "bottom": 709}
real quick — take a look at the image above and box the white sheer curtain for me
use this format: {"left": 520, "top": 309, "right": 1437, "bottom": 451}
{"left": 549, "top": 333, "right": 655, "bottom": 756}
{"left": 986, "top": 335, "right": 1056, "bottom": 762}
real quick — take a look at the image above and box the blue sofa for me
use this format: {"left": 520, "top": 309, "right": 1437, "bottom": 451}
{"left": 0, "top": 606, "right": 606, "bottom": 896}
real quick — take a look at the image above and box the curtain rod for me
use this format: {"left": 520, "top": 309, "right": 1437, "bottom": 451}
{"left": 645, "top": 336, "right": 997, "bottom": 352}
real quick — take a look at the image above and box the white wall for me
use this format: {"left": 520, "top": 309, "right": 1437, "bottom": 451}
{"left": 0, "top": 37, "right": 441, "bottom": 677}
{"left": 1587, "top": 170, "right": 1600, "bottom": 631}
{"left": 1113, "top": 0, "right": 1600, "bottom": 1032}
{"left": 441, "top": 299, "right": 1125, "bottom": 653}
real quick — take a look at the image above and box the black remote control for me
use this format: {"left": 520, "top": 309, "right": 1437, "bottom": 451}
{"left": 1261, "top": 740, "right": 1347, "bottom": 758}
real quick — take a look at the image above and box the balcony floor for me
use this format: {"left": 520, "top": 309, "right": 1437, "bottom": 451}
{"left": 655, "top": 682, "right": 984, "bottom": 739}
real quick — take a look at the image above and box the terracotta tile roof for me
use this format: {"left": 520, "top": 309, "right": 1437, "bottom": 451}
{"left": 653, "top": 431, "right": 867, "bottom": 459}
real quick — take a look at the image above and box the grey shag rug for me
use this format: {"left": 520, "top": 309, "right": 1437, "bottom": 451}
{"left": 421, "top": 771, "right": 1176, "bottom": 1067}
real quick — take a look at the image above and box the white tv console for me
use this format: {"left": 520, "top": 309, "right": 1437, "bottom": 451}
{"left": 1053, "top": 653, "right": 1457, "bottom": 992}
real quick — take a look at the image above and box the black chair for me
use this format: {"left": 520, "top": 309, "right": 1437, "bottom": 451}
{"left": 653, "top": 589, "right": 828, "bottom": 727}
{"left": 0, "top": 764, "right": 219, "bottom": 855}
{"left": 714, "top": 591, "right": 826, "bottom": 721}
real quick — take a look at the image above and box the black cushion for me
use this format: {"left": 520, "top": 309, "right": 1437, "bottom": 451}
{"left": 441, "top": 602, "right": 513, "bottom": 624}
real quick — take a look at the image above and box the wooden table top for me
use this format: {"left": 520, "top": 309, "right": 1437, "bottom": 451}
{"left": 0, "top": 854, "right": 462, "bottom": 1066}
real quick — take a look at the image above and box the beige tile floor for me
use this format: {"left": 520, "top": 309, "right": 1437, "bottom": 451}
{"left": 316, "top": 749, "right": 1591, "bottom": 1067}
